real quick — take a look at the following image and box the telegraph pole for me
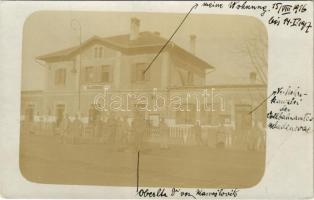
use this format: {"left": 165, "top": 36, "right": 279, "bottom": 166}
{"left": 71, "top": 19, "right": 82, "bottom": 112}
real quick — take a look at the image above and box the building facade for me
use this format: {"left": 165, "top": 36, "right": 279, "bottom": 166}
{"left": 21, "top": 17, "right": 267, "bottom": 148}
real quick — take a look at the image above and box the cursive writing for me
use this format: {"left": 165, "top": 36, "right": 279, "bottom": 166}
{"left": 137, "top": 187, "right": 239, "bottom": 199}
{"left": 201, "top": 1, "right": 312, "bottom": 34}
{"left": 267, "top": 86, "right": 313, "bottom": 134}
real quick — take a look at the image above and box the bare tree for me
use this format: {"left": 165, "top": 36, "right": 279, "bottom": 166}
{"left": 232, "top": 24, "right": 268, "bottom": 84}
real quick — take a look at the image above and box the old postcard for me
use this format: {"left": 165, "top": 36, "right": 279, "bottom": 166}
{"left": 0, "top": 1, "right": 313, "bottom": 199}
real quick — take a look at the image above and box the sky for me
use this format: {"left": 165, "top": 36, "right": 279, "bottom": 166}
{"left": 22, "top": 11, "right": 267, "bottom": 90}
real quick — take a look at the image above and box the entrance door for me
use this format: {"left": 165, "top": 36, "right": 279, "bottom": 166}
{"left": 56, "top": 104, "right": 65, "bottom": 127}
{"left": 235, "top": 104, "right": 252, "bottom": 133}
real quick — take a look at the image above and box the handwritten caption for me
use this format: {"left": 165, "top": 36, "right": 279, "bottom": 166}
{"left": 267, "top": 86, "right": 313, "bottom": 133}
{"left": 201, "top": 1, "right": 312, "bottom": 33}
{"left": 137, "top": 188, "right": 239, "bottom": 199}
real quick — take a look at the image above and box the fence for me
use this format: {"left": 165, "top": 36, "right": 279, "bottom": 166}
{"left": 20, "top": 121, "right": 265, "bottom": 150}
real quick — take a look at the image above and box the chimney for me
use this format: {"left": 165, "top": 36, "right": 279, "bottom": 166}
{"left": 190, "top": 34, "right": 196, "bottom": 55}
{"left": 130, "top": 17, "right": 140, "bottom": 40}
{"left": 153, "top": 31, "right": 160, "bottom": 36}
{"left": 249, "top": 72, "right": 257, "bottom": 84}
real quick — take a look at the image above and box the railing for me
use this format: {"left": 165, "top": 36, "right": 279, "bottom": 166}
{"left": 20, "top": 121, "right": 265, "bottom": 151}
{"left": 169, "top": 124, "right": 193, "bottom": 144}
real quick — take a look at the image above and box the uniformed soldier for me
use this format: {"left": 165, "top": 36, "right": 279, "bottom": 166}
{"left": 107, "top": 114, "right": 117, "bottom": 144}
{"left": 159, "top": 118, "right": 169, "bottom": 149}
{"left": 71, "top": 114, "right": 83, "bottom": 144}
{"left": 94, "top": 115, "right": 103, "bottom": 142}
{"left": 194, "top": 121, "right": 202, "bottom": 146}
{"left": 60, "top": 114, "right": 71, "bottom": 144}
{"left": 132, "top": 114, "right": 146, "bottom": 152}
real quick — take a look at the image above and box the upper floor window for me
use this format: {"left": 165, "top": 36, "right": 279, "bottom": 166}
{"left": 101, "top": 65, "right": 111, "bottom": 82}
{"left": 85, "top": 66, "right": 95, "bottom": 83}
{"left": 133, "top": 63, "right": 149, "bottom": 82}
{"left": 94, "top": 47, "right": 104, "bottom": 58}
{"left": 55, "top": 68, "right": 66, "bottom": 86}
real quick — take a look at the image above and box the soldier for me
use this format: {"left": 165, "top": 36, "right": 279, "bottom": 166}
{"left": 88, "top": 104, "right": 100, "bottom": 127}
{"left": 115, "top": 117, "right": 123, "bottom": 144}
{"left": 194, "top": 121, "right": 202, "bottom": 146}
{"left": 132, "top": 114, "right": 146, "bottom": 152}
{"left": 216, "top": 117, "right": 226, "bottom": 148}
{"left": 121, "top": 116, "right": 130, "bottom": 145}
{"left": 100, "top": 115, "right": 108, "bottom": 143}
{"left": 60, "top": 114, "right": 71, "bottom": 144}
{"left": 94, "top": 115, "right": 103, "bottom": 142}
{"left": 159, "top": 118, "right": 169, "bottom": 149}
{"left": 71, "top": 114, "right": 83, "bottom": 144}
{"left": 247, "top": 120, "right": 260, "bottom": 151}
{"left": 224, "top": 120, "right": 234, "bottom": 148}
{"left": 116, "top": 116, "right": 130, "bottom": 151}
{"left": 107, "top": 114, "right": 117, "bottom": 144}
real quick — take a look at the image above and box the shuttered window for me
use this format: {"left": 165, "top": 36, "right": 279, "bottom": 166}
{"left": 55, "top": 68, "right": 66, "bottom": 86}
{"left": 85, "top": 66, "right": 95, "bottom": 83}
{"left": 101, "top": 65, "right": 112, "bottom": 83}
{"left": 132, "top": 63, "right": 150, "bottom": 82}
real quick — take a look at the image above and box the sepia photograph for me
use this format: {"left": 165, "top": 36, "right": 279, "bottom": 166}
{"left": 20, "top": 11, "right": 268, "bottom": 188}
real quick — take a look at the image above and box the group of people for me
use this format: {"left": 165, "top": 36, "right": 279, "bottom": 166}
{"left": 55, "top": 112, "right": 170, "bottom": 151}
{"left": 23, "top": 109, "right": 265, "bottom": 151}
{"left": 182, "top": 119, "right": 265, "bottom": 151}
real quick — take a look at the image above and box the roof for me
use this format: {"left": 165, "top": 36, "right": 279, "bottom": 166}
{"left": 21, "top": 90, "right": 43, "bottom": 96}
{"left": 169, "top": 84, "right": 267, "bottom": 90}
{"left": 37, "top": 31, "right": 214, "bottom": 71}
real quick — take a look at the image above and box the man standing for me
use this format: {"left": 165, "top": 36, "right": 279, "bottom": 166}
{"left": 107, "top": 114, "right": 117, "bottom": 145}
{"left": 194, "top": 121, "right": 202, "bottom": 146}
{"left": 132, "top": 113, "right": 146, "bottom": 152}
{"left": 159, "top": 118, "right": 169, "bottom": 149}
{"left": 60, "top": 114, "right": 71, "bottom": 144}
{"left": 71, "top": 114, "right": 83, "bottom": 144}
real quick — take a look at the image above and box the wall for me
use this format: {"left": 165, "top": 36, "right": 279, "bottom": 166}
{"left": 119, "top": 52, "right": 165, "bottom": 90}
{"left": 47, "top": 60, "right": 76, "bottom": 92}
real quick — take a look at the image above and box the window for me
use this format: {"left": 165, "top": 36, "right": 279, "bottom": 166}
{"left": 94, "top": 47, "right": 103, "bottom": 58}
{"left": 101, "top": 65, "right": 111, "bottom": 82}
{"left": 85, "top": 66, "right": 95, "bottom": 82}
{"left": 99, "top": 47, "right": 103, "bottom": 58}
{"left": 55, "top": 68, "right": 66, "bottom": 86}
{"left": 134, "top": 63, "right": 149, "bottom": 82}
{"left": 94, "top": 48, "right": 98, "bottom": 58}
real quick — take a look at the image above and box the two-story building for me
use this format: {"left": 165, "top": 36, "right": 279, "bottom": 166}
{"left": 21, "top": 17, "right": 267, "bottom": 147}
{"left": 22, "top": 18, "right": 213, "bottom": 123}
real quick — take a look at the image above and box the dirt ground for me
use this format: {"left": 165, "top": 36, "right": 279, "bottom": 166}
{"left": 19, "top": 134, "right": 265, "bottom": 188}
